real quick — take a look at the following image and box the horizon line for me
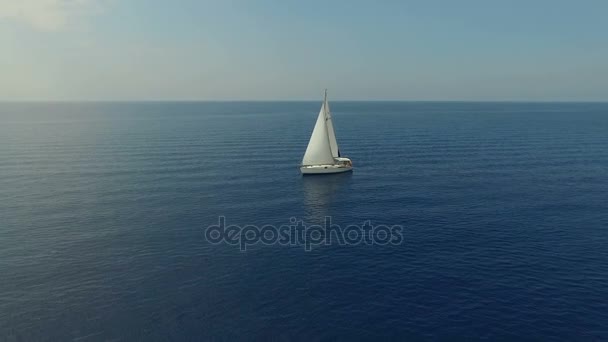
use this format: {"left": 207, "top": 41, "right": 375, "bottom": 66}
{"left": 2, "top": 99, "right": 608, "bottom": 103}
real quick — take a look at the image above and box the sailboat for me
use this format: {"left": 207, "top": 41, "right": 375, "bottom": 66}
{"left": 300, "top": 90, "right": 353, "bottom": 174}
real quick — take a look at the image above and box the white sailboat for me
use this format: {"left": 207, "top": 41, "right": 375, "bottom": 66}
{"left": 300, "top": 90, "right": 353, "bottom": 175}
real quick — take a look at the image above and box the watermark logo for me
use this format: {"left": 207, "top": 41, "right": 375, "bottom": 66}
{"left": 204, "top": 216, "right": 403, "bottom": 251}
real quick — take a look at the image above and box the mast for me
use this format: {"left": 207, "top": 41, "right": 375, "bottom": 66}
{"left": 324, "top": 89, "right": 340, "bottom": 158}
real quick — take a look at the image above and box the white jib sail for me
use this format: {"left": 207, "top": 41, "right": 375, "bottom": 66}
{"left": 301, "top": 101, "right": 335, "bottom": 166}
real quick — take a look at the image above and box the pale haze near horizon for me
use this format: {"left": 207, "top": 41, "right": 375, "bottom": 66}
{"left": 1, "top": 0, "right": 607, "bottom": 101}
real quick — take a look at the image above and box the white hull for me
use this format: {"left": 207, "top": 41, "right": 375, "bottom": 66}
{"left": 300, "top": 165, "right": 353, "bottom": 174}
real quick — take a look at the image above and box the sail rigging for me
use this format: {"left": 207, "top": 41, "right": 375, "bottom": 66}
{"left": 323, "top": 90, "right": 340, "bottom": 158}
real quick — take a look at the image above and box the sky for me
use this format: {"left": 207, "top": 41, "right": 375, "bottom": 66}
{"left": 1, "top": 0, "right": 607, "bottom": 101}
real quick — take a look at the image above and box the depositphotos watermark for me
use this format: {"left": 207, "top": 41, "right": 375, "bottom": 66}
{"left": 204, "top": 216, "right": 403, "bottom": 251}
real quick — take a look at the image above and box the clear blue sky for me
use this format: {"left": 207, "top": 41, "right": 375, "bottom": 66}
{"left": 1, "top": 0, "right": 607, "bottom": 101}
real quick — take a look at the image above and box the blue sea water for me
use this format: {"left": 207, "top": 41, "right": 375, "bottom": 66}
{"left": 1, "top": 101, "right": 607, "bottom": 340}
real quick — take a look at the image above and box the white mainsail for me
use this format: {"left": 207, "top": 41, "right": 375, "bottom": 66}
{"left": 301, "top": 100, "right": 335, "bottom": 166}
{"left": 324, "top": 92, "right": 340, "bottom": 158}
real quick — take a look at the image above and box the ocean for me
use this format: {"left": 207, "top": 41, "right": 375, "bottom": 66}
{"left": 1, "top": 101, "right": 607, "bottom": 340}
